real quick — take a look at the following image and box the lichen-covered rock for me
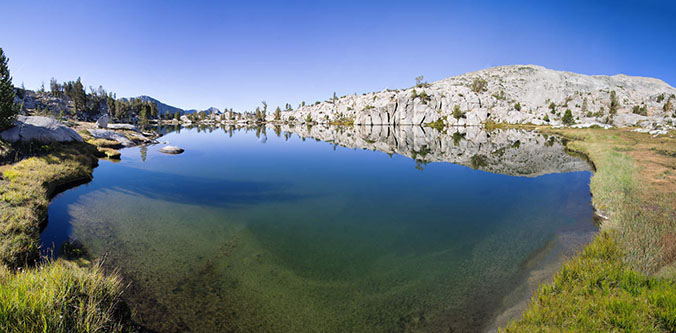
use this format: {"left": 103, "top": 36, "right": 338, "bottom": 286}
{"left": 0, "top": 116, "right": 83, "bottom": 143}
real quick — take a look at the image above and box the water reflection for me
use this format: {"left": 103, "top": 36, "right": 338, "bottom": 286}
{"left": 161, "top": 124, "right": 590, "bottom": 176}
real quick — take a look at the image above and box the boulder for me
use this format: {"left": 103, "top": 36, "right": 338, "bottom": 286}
{"left": 159, "top": 145, "right": 184, "bottom": 154}
{"left": 96, "top": 114, "right": 109, "bottom": 128}
{"left": 0, "top": 116, "right": 83, "bottom": 143}
{"left": 87, "top": 129, "right": 134, "bottom": 147}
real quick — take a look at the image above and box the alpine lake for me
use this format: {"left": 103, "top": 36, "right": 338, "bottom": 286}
{"left": 41, "top": 124, "right": 596, "bottom": 332}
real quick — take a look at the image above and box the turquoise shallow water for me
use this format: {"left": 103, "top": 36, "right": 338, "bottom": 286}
{"left": 42, "top": 126, "right": 595, "bottom": 332}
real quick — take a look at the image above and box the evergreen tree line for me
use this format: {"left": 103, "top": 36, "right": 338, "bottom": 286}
{"left": 48, "top": 77, "right": 159, "bottom": 125}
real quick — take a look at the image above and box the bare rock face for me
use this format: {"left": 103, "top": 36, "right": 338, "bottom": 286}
{"left": 0, "top": 116, "right": 83, "bottom": 143}
{"left": 281, "top": 65, "right": 676, "bottom": 130}
{"left": 159, "top": 145, "right": 184, "bottom": 154}
{"left": 87, "top": 129, "right": 134, "bottom": 147}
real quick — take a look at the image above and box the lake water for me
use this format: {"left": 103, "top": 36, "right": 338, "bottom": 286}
{"left": 42, "top": 125, "right": 595, "bottom": 332}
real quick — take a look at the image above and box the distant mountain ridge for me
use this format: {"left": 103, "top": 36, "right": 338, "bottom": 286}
{"left": 135, "top": 96, "right": 221, "bottom": 116}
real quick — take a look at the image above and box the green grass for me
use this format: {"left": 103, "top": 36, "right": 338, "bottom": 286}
{"left": 0, "top": 143, "right": 98, "bottom": 267}
{"left": 0, "top": 138, "right": 137, "bottom": 332}
{"left": 505, "top": 232, "right": 676, "bottom": 332}
{"left": 504, "top": 128, "right": 676, "bottom": 331}
{"left": 0, "top": 260, "right": 136, "bottom": 332}
{"left": 328, "top": 114, "right": 355, "bottom": 126}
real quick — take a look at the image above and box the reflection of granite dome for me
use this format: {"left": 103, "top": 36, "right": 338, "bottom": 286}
{"left": 276, "top": 124, "right": 590, "bottom": 177}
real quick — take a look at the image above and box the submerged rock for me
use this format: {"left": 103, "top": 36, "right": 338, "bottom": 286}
{"left": 159, "top": 145, "right": 184, "bottom": 154}
{"left": 59, "top": 238, "right": 89, "bottom": 260}
{"left": 0, "top": 116, "right": 83, "bottom": 143}
{"left": 87, "top": 129, "right": 135, "bottom": 147}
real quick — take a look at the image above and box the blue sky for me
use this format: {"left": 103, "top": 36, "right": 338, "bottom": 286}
{"left": 2, "top": 0, "right": 675, "bottom": 111}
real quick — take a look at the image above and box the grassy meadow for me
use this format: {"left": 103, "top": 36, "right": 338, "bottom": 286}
{"left": 505, "top": 128, "right": 676, "bottom": 331}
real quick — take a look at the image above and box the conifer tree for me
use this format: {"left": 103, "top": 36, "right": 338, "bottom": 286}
{"left": 49, "top": 77, "right": 60, "bottom": 96}
{"left": 106, "top": 94, "right": 115, "bottom": 116}
{"left": 274, "top": 106, "right": 281, "bottom": 120}
{"left": 139, "top": 104, "right": 149, "bottom": 128}
{"left": 0, "top": 48, "right": 18, "bottom": 130}
{"left": 150, "top": 102, "right": 159, "bottom": 119}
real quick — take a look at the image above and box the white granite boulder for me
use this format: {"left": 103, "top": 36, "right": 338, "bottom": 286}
{"left": 159, "top": 145, "right": 184, "bottom": 154}
{"left": 96, "top": 114, "right": 109, "bottom": 128}
{"left": 0, "top": 116, "right": 83, "bottom": 143}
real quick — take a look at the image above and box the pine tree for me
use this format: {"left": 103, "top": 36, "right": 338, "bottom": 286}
{"left": 49, "top": 77, "right": 60, "bottom": 96}
{"left": 139, "top": 104, "right": 149, "bottom": 128}
{"left": 114, "top": 100, "right": 123, "bottom": 120}
{"left": 69, "top": 77, "right": 87, "bottom": 117}
{"left": 0, "top": 48, "right": 18, "bottom": 130}
{"left": 609, "top": 91, "right": 619, "bottom": 115}
{"left": 562, "top": 109, "right": 575, "bottom": 125}
{"left": 150, "top": 102, "right": 159, "bottom": 119}
{"left": 274, "top": 106, "right": 281, "bottom": 121}
{"left": 106, "top": 94, "right": 115, "bottom": 116}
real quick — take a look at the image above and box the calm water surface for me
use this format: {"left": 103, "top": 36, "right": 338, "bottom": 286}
{"left": 42, "top": 125, "right": 595, "bottom": 332}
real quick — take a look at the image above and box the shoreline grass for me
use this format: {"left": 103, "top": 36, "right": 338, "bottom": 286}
{"left": 0, "top": 260, "right": 136, "bottom": 332}
{"left": 0, "top": 138, "right": 135, "bottom": 332}
{"left": 504, "top": 128, "right": 676, "bottom": 331}
{"left": 0, "top": 142, "right": 99, "bottom": 267}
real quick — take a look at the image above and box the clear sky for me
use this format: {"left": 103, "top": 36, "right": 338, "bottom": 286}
{"left": 2, "top": 0, "right": 675, "bottom": 112}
